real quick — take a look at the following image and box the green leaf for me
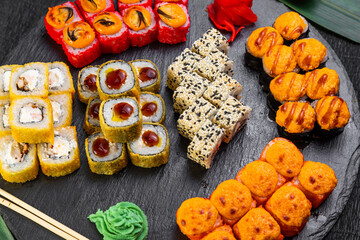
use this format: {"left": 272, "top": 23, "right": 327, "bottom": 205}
{"left": 279, "top": 0, "right": 360, "bottom": 43}
{"left": 0, "top": 216, "right": 14, "bottom": 240}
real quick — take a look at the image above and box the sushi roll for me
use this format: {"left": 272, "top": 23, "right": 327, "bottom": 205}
{"left": 77, "top": 65, "right": 99, "bottom": 104}
{"left": 75, "top": 0, "right": 115, "bottom": 22}
{"left": 48, "top": 62, "right": 75, "bottom": 97}
{"left": 305, "top": 68, "right": 339, "bottom": 101}
{"left": 235, "top": 160, "right": 286, "bottom": 205}
{"left": 140, "top": 92, "right": 166, "bottom": 124}
{"left": 207, "top": 48, "right": 234, "bottom": 76}
{"left": 49, "top": 93, "right": 73, "bottom": 128}
{"left": 195, "top": 28, "right": 229, "bottom": 55}
{"left": 99, "top": 97, "right": 142, "bottom": 143}
{"left": 9, "top": 62, "right": 49, "bottom": 100}
{"left": 276, "top": 101, "right": 316, "bottom": 141}
{"left": 292, "top": 38, "right": 327, "bottom": 72}
{"left": 290, "top": 161, "right": 337, "bottom": 208}
{"left": 155, "top": 3, "right": 190, "bottom": 44}
{"left": 9, "top": 97, "right": 54, "bottom": 144}
{"left": 265, "top": 185, "right": 311, "bottom": 237}
{"left": 210, "top": 179, "right": 256, "bottom": 225}
{"left": 127, "top": 123, "right": 169, "bottom": 168}
{"left": 273, "top": 11, "right": 309, "bottom": 45}
{"left": 118, "top": 0, "right": 152, "bottom": 12}
{"left": 89, "top": 11, "right": 130, "bottom": 54}
{"left": 0, "top": 134, "right": 38, "bottom": 183}
{"left": 0, "top": 100, "right": 11, "bottom": 137}
{"left": 61, "top": 21, "right": 101, "bottom": 68}
{"left": 122, "top": 6, "right": 158, "bottom": 47}
{"left": 155, "top": 0, "right": 188, "bottom": 6}
{"left": 194, "top": 57, "right": 225, "bottom": 82}
{"left": 0, "top": 65, "right": 19, "bottom": 100}
{"left": 313, "top": 96, "right": 350, "bottom": 137}
{"left": 85, "top": 132, "right": 128, "bottom": 175}
{"left": 129, "top": 59, "right": 161, "bottom": 93}
{"left": 201, "top": 225, "right": 236, "bottom": 240}
{"left": 37, "top": 126, "right": 80, "bottom": 177}
{"left": 84, "top": 97, "right": 102, "bottom": 135}
{"left": 212, "top": 97, "right": 251, "bottom": 143}
{"left": 44, "top": 1, "right": 84, "bottom": 44}
{"left": 97, "top": 60, "right": 140, "bottom": 101}
{"left": 245, "top": 27, "right": 283, "bottom": 70}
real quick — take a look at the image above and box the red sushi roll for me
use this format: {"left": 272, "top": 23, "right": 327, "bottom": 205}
{"left": 75, "top": 0, "right": 115, "bottom": 22}
{"left": 122, "top": 6, "right": 158, "bottom": 47}
{"left": 118, "top": 0, "right": 152, "bottom": 12}
{"left": 61, "top": 21, "right": 101, "bottom": 68}
{"left": 155, "top": 3, "right": 190, "bottom": 44}
{"left": 88, "top": 11, "right": 130, "bottom": 54}
{"left": 44, "top": 2, "right": 84, "bottom": 44}
{"left": 155, "top": 0, "right": 188, "bottom": 6}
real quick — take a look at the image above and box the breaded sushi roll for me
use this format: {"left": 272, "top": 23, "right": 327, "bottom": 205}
{"left": 84, "top": 97, "right": 102, "bottom": 135}
{"left": 130, "top": 59, "right": 161, "bottom": 93}
{"left": 99, "top": 97, "right": 142, "bottom": 143}
{"left": 273, "top": 12, "right": 309, "bottom": 45}
{"left": 305, "top": 68, "right": 339, "bottom": 101}
{"left": 155, "top": 0, "right": 188, "bottom": 6}
{"left": 0, "top": 100, "right": 11, "bottom": 137}
{"left": 140, "top": 92, "right": 165, "bottom": 124}
{"left": 77, "top": 65, "right": 99, "bottom": 104}
{"left": 118, "top": 0, "right": 152, "bottom": 12}
{"left": 9, "top": 63, "right": 49, "bottom": 99}
{"left": 48, "top": 62, "right": 75, "bottom": 97}
{"left": 128, "top": 123, "right": 169, "bottom": 168}
{"left": 10, "top": 97, "right": 54, "bottom": 144}
{"left": 201, "top": 225, "right": 236, "bottom": 240}
{"left": 193, "top": 28, "right": 229, "bottom": 55}
{"left": 292, "top": 38, "right": 327, "bottom": 71}
{"left": 97, "top": 60, "right": 140, "bottom": 101}
{"left": 37, "top": 126, "right": 80, "bottom": 177}
{"left": 49, "top": 93, "right": 73, "bottom": 128}
{"left": 0, "top": 134, "right": 38, "bottom": 183}
{"left": 85, "top": 132, "right": 127, "bottom": 175}
{"left": 0, "top": 65, "right": 19, "bottom": 99}
{"left": 75, "top": 0, "right": 115, "bottom": 22}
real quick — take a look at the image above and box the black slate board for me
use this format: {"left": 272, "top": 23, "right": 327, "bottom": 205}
{"left": 0, "top": 0, "right": 359, "bottom": 239}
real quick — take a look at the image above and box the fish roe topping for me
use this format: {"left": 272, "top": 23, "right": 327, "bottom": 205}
{"left": 202, "top": 225, "right": 236, "bottom": 240}
{"left": 80, "top": 0, "right": 106, "bottom": 13}
{"left": 263, "top": 45, "right": 297, "bottom": 77}
{"left": 274, "top": 12, "right": 307, "bottom": 40}
{"left": 157, "top": 4, "right": 187, "bottom": 28}
{"left": 292, "top": 38, "right": 327, "bottom": 71}
{"left": 247, "top": 27, "right": 283, "bottom": 58}
{"left": 270, "top": 73, "right": 307, "bottom": 102}
{"left": 46, "top": 5, "right": 74, "bottom": 29}
{"left": 315, "top": 96, "right": 350, "bottom": 130}
{"left": 93, "top": 12, "right": 123, "bottom": 35}
{"left": 63, "top": 21, "right": 95, "bottom": 49}
{"left": 305, "top": 68, "right": 339, "bottom": 100}
{"left": 276, "top": 101, "right": 315, "bottom": 133}
{"left": 298, "top": 161, "right": 337, "bottom": 195}
{"left": 123, "top": 6, "right": 152, "bottom": 32}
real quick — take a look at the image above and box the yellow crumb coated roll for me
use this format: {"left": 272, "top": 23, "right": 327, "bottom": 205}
{"left": 49, "top": 92, "right": 73, "bottom": 128}
{"left": 0, "top": 99, "right": 11, "bottom": 137}
{"left": 0, "top": 65, "right": 19, "bottom": 100}
{"left": 84, "top": 97, "right": 101, "bottom": 135}
{"left": 77, "top": 65, "right": 100, "bottom": 104}
{"left": 48, "top": 62, "right": 75, "bottom": 98}
{"left": 246, "top": 27, "right": 283, "bottom": 58}
{"left": 129, "top": 59, "right": 161, "bottom": 93}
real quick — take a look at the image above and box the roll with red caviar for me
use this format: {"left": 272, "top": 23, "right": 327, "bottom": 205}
{"left": 118, "top": 0, "right": 152, "bottom": 12}
{"left": 305, "top": 68, "right": 339, "bottom": 101}
{"left": 273, "top": 12, "right": 309, "bottom": 45}
{"left": 155, "top": 0, "right": 188, "bottom": 6}
{"left": 75, "top": 0, "right": 115, "bottom": 22}
{"left": 201, "top": 225, "right": 236, "bottom": 240}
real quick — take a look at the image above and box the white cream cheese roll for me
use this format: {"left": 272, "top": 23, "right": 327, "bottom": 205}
{"left": 77, "top": 65, "right": 99, "bottom": 104}
{"left": 84, "top": 97, "right": 101, "bottom": 135}
{"left": 48, "top": 62, "right": 75, "bottom": 98}
{"left": 140, "top": 92, "right": 165, "bottom": 124}
{"left": 0, "top": 65, "right": 19, "bottom": 99}
{"left": 0, "top": 100, "right": 10, "bottom": 136}
{"left": 49, "top": 93, "right": 73, "bottom": 128}
{"left": 129, "top": 59, "right": 160, "bottom": 93}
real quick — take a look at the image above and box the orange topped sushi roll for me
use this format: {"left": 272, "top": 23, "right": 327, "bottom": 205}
{"left": 265, "top": 185, "right": 312, "bottom": 237}
{"left": 176, "top": 197, "right": 223, "bottom": 240}
{"left": 118, "top": 0, "right": 152, "bottom": 11}
{"left": 75, "top": 0, "right": 115, "bottom": 22}
{"left": 292, "top": 38, "right": 327, "bottom": 71}
{"left": 210, "top": 179, "right": 256, "bottom": 225}
{"left": 273, "top": 12, "right": 308, "bottom": 43}
{"left": 259, "top": 137, "right": 304, "bottom": 180}
{"left": 235, "top": 161, "right": 286, "bottom": 205}
{"left": 305, "top": 68, "right": 339, "bottom": 100}
{"left": 233, "top": 207, "right": 284, "bottom": 240}
{"left": 291, "top": 161, "right": 337, "bottom": 208}
{"left": 201, "top": 225, "right": 236, "bottom": 240}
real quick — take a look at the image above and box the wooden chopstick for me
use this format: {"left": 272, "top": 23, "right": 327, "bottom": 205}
{"left": 0, "top": 188, "right": 89, "bottom": 240}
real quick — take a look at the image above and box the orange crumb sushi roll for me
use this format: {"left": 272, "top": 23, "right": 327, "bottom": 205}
{"left": 176, "top": 197, "right": 223, "bottom": 240}
{"left": 305, "top": 68, "right": 339, "bottom": 101}
{"left": 290, "top": 161, "right": 337, "bottom": 208}
{"left": 235, "top": 161, "right": 286, "bottom": 205}
{"left": 273, "top": 12, "right": 309, "bottom": 44}
{"left": 75, "top": 0, "right": 115, "bottom": 22}
{"left": 265, "top": 185, "right": 312, "bottom": 237}
{"left": 201, "top": 225, "right": 236, "bottom": 240}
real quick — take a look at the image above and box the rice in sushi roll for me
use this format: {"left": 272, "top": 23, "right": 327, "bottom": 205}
{"left": 129, "top": 59, "right": 161, "bottom": 93}
{"left": 0, "top": 100, "right": 10, "bottom": 137}
{"left": 155, "top": 0, "right": 188, "bottom": 6}
{"left": 292, "top": 38, "right": 327, "bottom": 72}
{"left": 99, "top": 97, "right": 142, "bottom": 143}
{"left": 118, "top": 0, "right": 152, "bottom": 12}
{"left": 49, "top": 93, "right": 73, "bottom": 128}
{"left": 48, "top": 62, "right": 75, "bottom": 97}
{"left": 0, "top": 65, "right": 19, "bottom": 100}
{"left": 85, "top": 132, "right": 128, "bottom": 175}
{"left": 305, "top": 68, "right": 339, "bottom": 101}
{"left": 77, "top": 65, "right": 100, "bottom": 104}
{"left": 37, "top": 126, "right": 80, "bottom": 177}
{"left": 127, "top": 123, "right": 169, "bottom": 168}
{"left": 75, "top": 0, "right": 115, "bottom": 22}
{"left": 140, "top": 92, "right": 165, "bottom": 124}
{"left": 84, "top": 97, "right": 102, "bottom": 135}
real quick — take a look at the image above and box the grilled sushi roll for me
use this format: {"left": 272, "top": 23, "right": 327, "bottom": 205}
{"left": 48, "top": 62, "right": 75, "bottom": 97}
{"left": 201, "top": 225, "right": 236, "bottom": 240}
{"left": 77, "top": 65, "right": 99, "bottom": 104}
{"left": 155, "top": 3, "right": 190, "bottom": 44}
{"left": 75, "top": 0, "right": 115, "bottom": 22}
{"left": 10, "top": 97, "right": 54, "bottom": 144}
{"left": 140, "top": 92, "right": 165, "bottom": 124}
{"left": 259, "top": 137, "right": 304, "bottom": 180}
{"left": 176, "top": 197, "right": 223, "bottom": 240}
{"left": 37, "top": 126, "right": 80, "bottom": 177}
{"left": 0, "top": 100, "right": 10, "bottom": 137}
{"left": 9, "top": 63, "right": 49, "bottom": 100}
{"left": 273, "top": 12, "right": 309, "bottom": 45}
{"left": 305, "top": 68, "right": 339, "bottom": 101}
{"left": 89, "top": 11, "right": 130, "bottom": 54}
{"left": 84, "top": 97, "right": 101, "bottom": 135}
{"left": 0, "top": 135, "right": 38, "bottom": 183}
{"left": 290, "top": 161, "right": 337, "bottom": 208}
{"left": 127, "top": 123, "right": 169, "bottom": 168}
{"left": 97, "top": 60, "right": 140, "bottom": 101}
{"left": 155, "top": 0, "right": 188, "bottom": 6}
{"left": 122, "top": 6, "right": 158, "bottom": 47}
{"left": 292, "top": 38, "right": 328, "bottom": 72}
{"left": 85, "top": 132, "right": 128, "bottom": 175}
{"left": 0, "top": 65, "right": 19, "bottom": 99}
{"left": 235, "top": 161, "right": 286, "bottom": 205}
{"left": 129, "top": 59, "right": 161, "bottom": 93}
{"left": 245, "top": 27, "right": 283, "bottom": 70}
{"left": 44, "top": 1, "right": 84, "bottom": 44}
{"left": 61, "top": 21, "right": 101, "bottom": 68}
{"left": 99, "top": 97, "right": 142, "bottom": 143}
{"left": 210, "top": 179, "right": 256, "bottom": 225}
{"left": 49, "top": 93, "right": 73, "bottom": 128}
{"left": 118, "top": 0, "right": 152, "bottom": 12}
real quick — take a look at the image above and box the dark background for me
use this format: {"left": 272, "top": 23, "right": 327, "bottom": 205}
{"left": 0, "top": 0, "right": 359, "bottom": 239}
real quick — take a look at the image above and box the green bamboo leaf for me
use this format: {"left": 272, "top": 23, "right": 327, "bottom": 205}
{"left": 0, "top": 216, "right": 14, "bottom": 240}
